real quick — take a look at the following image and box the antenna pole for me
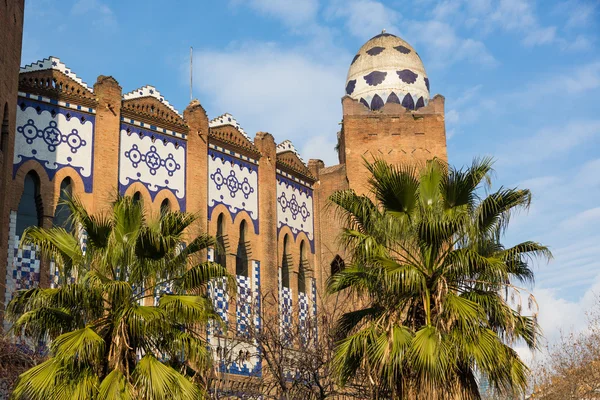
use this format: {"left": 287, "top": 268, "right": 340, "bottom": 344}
{"left": 190, "top": 47, "right": 193, "bottom": 101}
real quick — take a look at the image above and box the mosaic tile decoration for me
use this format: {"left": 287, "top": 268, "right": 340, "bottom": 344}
{"left": 345, "top": 33, "right": 430, "bottom": 110}
{"left": 4, "top": 212, "right": 41, "bottom": 311}
{"left": 276, "top": 174, "right": 314, "bottom": 253}
{"left": 236, "top": 274, "right": 252, "bottom": 336}
{"left": 207, "top": 248, "right": 228, "bottom": 335}
{"left": 118, "top": 123, "right": 186, "bottom": 211}
{"left": 14, "top": 98, "right": 95, "bottom": 193}
{"left": 208, "top": 149, "right": 259, "bottom": 234}
{"left": 50, "top": 227, "right": 87, "bottom": 288}
{"left": 298, "top": 291, "right": 309, "bottom": 345}
{"left": 280, "top": 282, "right": 293, "bottom": 344}
{"left": 252, "top": 260, "right": 261, "bottom": 332}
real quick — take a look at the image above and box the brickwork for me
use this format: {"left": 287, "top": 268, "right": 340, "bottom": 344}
{"left": 0, "top": 0, "right": 25, "bottom": 319}
{"left": 0, "top": 19, "right": 447, "bottom": 391}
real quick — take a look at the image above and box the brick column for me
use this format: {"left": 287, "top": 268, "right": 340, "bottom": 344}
{"left": 92, "top": 76, "right": 122, "bottom": 214}
{"left": 253, "top": 132, "right": 278, "bottom": 304}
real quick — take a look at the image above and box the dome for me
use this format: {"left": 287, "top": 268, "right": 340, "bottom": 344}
{"left": 345, "top": 32, "right": 430, "bottom": 111}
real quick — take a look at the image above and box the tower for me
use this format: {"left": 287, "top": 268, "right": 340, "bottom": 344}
{"left": 339, "top": 32, "right": 447, "bottom": 195}
{"left": 312, "top": 32, "right": 448, "bottom": 287}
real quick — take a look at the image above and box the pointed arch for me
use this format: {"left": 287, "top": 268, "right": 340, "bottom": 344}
{"left": 16, "top": 171, "right": 42, "bottom": 237}
{"left": 331, "top": 255, "right": 345, "bottom": 276}
{"left": 298, "top": 240, "right": 308, "bottom": 294}
{"left": 160, "top": 198, "right": 170, "bottom": 215}
{"left": 236, "top": 220, "right": 249, "bottom": 277}
{"left": 282, "top": 233, "right": 291, "bottom": 288}
{"left": 132, "top": 191, "right": 142, "bottom": 203}
{"left": 53, "top": 177, "right": 73, "bottom": 231}
{"left": 215, "top": 212, "right": 227, "bottom": 268}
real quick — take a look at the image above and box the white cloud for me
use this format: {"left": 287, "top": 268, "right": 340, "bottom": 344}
{"left": 326, "top": 0, "right": 401, "bottom": 40}
{"left": 71, "top": 0, "right": 117, "bottom": 29}
{"left": 522, "top": 26, "right": 557, "bottom": 46}
{"left": 191, "top": 42, "right": 346, "bottom": 166}
{"left": 230, "top": 0, "right": 319, "bottom": 28}
{"left": 559, "top": 207, "right": 600, "bottom": 231}
{"left": 405, "top": 20, "right": 497, "bottom": 67}
{"left": 499, "top": 120, "right": 600, "bottom": 166}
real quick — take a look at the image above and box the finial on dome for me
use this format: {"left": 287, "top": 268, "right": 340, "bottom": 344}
{"left": 382, "top": 29, "right": 386, "bottom": 34}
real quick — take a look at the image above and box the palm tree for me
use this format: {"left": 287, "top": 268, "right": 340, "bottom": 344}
{"left": 328, "top": 158, "right": 551, "bottom": 399}
{"left": 6, "top": 195, "right": 231, "bottom": 399}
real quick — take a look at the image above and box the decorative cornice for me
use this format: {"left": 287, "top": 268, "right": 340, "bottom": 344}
{"left": 209, "top": 125, "right": 261, "bottom": 160}
{"left": 21, "top": 56, "right": 92, "bottom": 93}
{"left": 209, "top": 113, "right": 251, "bottom": 142}
{"left": 123, "top": 85, "right": 181, "bottom": 116}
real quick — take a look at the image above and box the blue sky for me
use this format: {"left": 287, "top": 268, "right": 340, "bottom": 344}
{"left": 21, "top": 0, "right": 600, "bottom": 349}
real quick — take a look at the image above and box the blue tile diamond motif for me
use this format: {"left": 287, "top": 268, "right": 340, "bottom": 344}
{"left": 119, "top": 123, "right": 186, "bottom": 210}
{"left": 13, "top": 100, "right": 95, "bottom": 193}
{"left": 276, "top": 175, "right": 314, "bottom": 253}
{"left": 208, "top": 150, "right": 259, "bottom": 234}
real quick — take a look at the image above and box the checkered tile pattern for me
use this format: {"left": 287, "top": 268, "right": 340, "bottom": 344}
{"left": 298, "top": 291, "right": 309, "bottom": 344}
{"left": 49, "top": 226, "right": 87, "bottom": 289}
{"left": 280, "top": 285, "right": 293, "bottom": 344}
{"left": 208, "top": 276, "right": 229, "bottom": 335}
{"left": 154, "top": 281, "right": 173, "bottom": 306}
{"left": 236, "top": 274, "right": 252, "bottom": 336}
{"left": 4, "top": 211, "right": 42, "bottom": 311}
{"left": 252, "top": 260, "right": 261, "bottom": 331}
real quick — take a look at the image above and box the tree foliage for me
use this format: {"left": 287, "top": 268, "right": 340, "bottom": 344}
{"left": 328, "top": 158, "right": 551, "bottom": 399}
{"left": 7, "top": 195, "right": 230, "bottom": 399}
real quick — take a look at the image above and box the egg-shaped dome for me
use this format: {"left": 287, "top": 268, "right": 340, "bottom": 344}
{"left": 345, "top": 32, "right": 429, "bottom": 111}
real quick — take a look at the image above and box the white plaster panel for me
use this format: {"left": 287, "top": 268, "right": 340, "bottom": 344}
{"left": 14, "top": 105, "right": 94, "bottom": 180}
{"left": 119, "top": 129, "right": 185, "bottom": 200}
{"left": 208, "top": 151, "right": 258, "bottom": 226}
{"left": 276, "top": 176, "right": 314, "bottom": 242}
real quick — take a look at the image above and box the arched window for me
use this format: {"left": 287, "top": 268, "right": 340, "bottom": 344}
{"left": 298, "top": 240, "right": 307, "bottom": 294}
{"left": 215, "top": 213, "right": 227, "bottom": 268}
{"left": 53, "top": 177, "right": 73, "bottom": 231}
{"left": 281, "top": 234, "right": 291, "bottom": 289}
{"left": 16, "top": 172, "right": 42, "bottom": 237}
{"left": 236, "top": 220, "right": 249, "bottom": 276}
{"left": 1, "top": 103, "right": 8, "bottom": 154}
{"left": 160, "top": 198, "right": 170, "bottom": 215}
{"left": 132, "top": 191, "right": 141, "bottom": 203}
{"left": 331, "top": 255, "right": 345, "bottom": 276}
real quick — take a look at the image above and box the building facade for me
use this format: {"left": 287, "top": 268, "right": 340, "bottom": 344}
{"left": 0, "top": 18, "right": 447, "bottom": 386}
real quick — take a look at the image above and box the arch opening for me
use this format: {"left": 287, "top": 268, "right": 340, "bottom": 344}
{"left": 298, "top": 240, "right": 307, "bottom": 294}
{"left": 215, "top": 213, "right": 227, "bottom": 268}
{"left": 331, "top": 255, "right": 345, "bottom": 276}
{"left": 281, "top": 234, "right": 291, "bottom": 289}
{"left": 16, "top": 171, "right": 42, "bottom": 237}
{"left": 53, "top": 177, "right": 73, "bottom": 231}
{"left": 236, "top": 220, "right": 249, "bottom": 277}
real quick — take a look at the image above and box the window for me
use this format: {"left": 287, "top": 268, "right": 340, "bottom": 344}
{"left": 298, "top": 240, "right": 307, "bottom": 294}
{"left": 132, "top": 191, "right": 141, "bottom": 203}
{"left": 235, "top": 220, "right": 249, "bottom": 277}
{"left": 160, "top": 198, "right": 170, "bottom": 215}
{"left": 1, "top": 103, "right": 8, "bottom": 153}
{"left": 53, "top": 177, "right": 73, "bottom": 231}
{"left": 16, "top": 172, "right": 42, "bottom": 237}
{"left": 331, "top": 255, "right": 345, "bottom": 276}
{"left": 215, "top": 213, "right": 226, "bottom": 268}
{"left": 281, "top": 234, "right": 291, "bottom": 289}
